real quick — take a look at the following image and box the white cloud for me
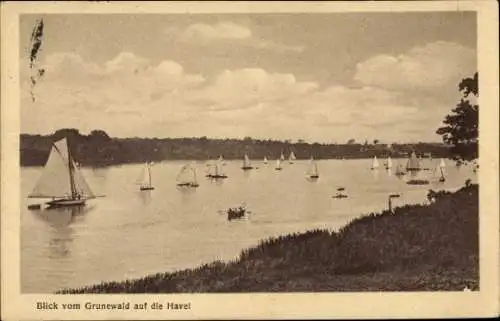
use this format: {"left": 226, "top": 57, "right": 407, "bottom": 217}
{"left": 175, "top": 21, "right": 305, "bottom": 53}
{"left": 354, "top": 41, "right": 476, "bottom": 92}
{"left": 22, "top": 51, "right": 450, "bottom": 143}
{"left": 179, "top": 22, "right": 252, "bottom": 43}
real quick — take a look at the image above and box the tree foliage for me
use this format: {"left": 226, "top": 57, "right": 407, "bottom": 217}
{"left": 436, "top": 72, "right": 478, "bottom": 161}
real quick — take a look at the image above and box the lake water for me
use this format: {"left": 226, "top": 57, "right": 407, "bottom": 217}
{"left": 21, "top": 158, "right": 478, "bottom": 293}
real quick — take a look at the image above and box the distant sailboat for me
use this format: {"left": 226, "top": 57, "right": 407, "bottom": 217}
{"left": 263, "top": 156, "right": 268, "bottom": 164}
{"left": 280, "top": 150, "right": 285, "bottom": 161}
{"left": 288, "top": 151, "right": 296, "bottom": 164}
{"left": 406, "top": 151, "right": 421, "bottom": 171}
{"left": 406, "top": 169, "right": 429, "bottom": 185}
{"left": 28, "top": 138, "right": 97, "bottom": 207}
{"left": 395, "top": 162, "right": 406, "bottom": 176}
{"left": 275, "top": 159, "right": 283, "bottom": 171}
{"left": 206, "top": 159, "right": 227, "bottom": 179}
{"left": 137, "top": 162, "right": 154, "bottom": 190}
{"left": 177, "top": 163, "right": 199, "bottom": 187}
{"left": 434, "top": 163, "right": 446, "bottom": 183}
{"left": 371, "top": 156, "right": 380, "bottom": 170}
{"left": 307, "top": 157, "right": 319, "bottom": 179}
{"left": 385, "top": 157, "right": 393, "bottom": 170}
{"left": 241, "top": 153, "right": 254, "bottom": 170}
{"left": 218, "top": 155, "right": 226, "bottom": 166}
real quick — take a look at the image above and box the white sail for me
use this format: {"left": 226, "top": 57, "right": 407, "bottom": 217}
{"left": 439, "top": 158, "right": 446, "bottom": 168}
{"left": 386, "top": 157, "right": 392, "bottom": 169}
{"left": 29, "top": 138, "right": 94, "bottom": 199}
{"left": 307, "top": 158, "right": 318, "bottom": 177}
{"left": 371, "top": 156, "right": 380, "bottom": 169}
{"left": 276, "top": 159, "right": 282, "bottom": 169}
{"left": 263, "top": 156, "right": 268, "bottom": 164}
{"left": 218, "top": 155, "right": 226, "bottom": 165}
{"left": 289, "top": 151, "right": 296, "bottom": 163}
{"left": 177, "top": 164, "right": 197, "bottom": 185}
{"left": 71, "top": 159, "right": 95, "bottom": 199}
{"left": 280, "top": 150, "right": 285, "bottom": 161}
{"left": 243, "top": 154, "right": 252, "bottom": 167}
{"left": 136, "top": 163, "right": 152, "bottom": 188}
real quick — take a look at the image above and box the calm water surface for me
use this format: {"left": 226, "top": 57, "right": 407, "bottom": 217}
{"left": 21, "top": 158, "right": 477, "bottom": 293}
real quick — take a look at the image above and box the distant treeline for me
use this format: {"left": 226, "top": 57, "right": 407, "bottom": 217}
{"left": 20, "top": 128, "right": 452, "bottom": 167}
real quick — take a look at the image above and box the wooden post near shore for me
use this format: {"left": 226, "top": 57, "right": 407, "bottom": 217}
{"left": 388, "top": 193, "right": 401, "bottom": 214}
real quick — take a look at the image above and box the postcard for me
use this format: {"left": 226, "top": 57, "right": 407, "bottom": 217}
{"left": 1, "top": 1, "right": 499, "bottom": 320}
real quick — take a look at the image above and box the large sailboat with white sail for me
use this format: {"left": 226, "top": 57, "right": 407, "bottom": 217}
{"left": 28, "top": 138, "right": 98, "bottom": 208}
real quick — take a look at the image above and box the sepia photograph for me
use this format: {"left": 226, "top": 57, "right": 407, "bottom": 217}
{"left": 1, "top": 1, "right": 499, "bottom": 320}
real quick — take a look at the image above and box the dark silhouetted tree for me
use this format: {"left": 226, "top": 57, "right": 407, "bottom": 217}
{"left": 436, "top": 72, "right": 478, "bottom": 161}
{"left": 346, "top": 139, "right": 356, "bottom": 145}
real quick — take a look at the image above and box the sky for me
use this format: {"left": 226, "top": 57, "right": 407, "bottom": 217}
{"left": 19, "top": 12, "right": 477, "bottom": 144}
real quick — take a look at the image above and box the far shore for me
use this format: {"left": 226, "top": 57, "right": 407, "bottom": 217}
{"left": 57, "top": 181, "right": 478, "bottom": 294}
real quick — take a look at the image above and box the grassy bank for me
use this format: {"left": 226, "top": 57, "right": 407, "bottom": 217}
{"left": 58, "top": 183, "right": 478, "bottom": 293}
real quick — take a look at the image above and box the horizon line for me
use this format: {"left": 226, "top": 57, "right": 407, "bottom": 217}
{"left": 20, "top": 131, "right": 446, "bottom": 146}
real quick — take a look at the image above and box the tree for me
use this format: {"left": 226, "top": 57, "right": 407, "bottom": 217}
{"left": 373, "top": 139, "right": 379, "bottom": 145}
{"left": 346, "top": 138, "right": 356, "bottom": 145}
{"left": 436, "top": 72, "right": 478, "bottom": 161}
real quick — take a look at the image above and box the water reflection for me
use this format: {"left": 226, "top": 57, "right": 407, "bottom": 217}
{"left": 138, "top": 190, "right": 153, "bottom": 206}
{"left": 31, "top": 205, "right": 94, "bottom": 259}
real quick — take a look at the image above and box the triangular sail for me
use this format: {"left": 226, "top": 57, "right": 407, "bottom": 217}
{"left": 243, "top": 154, "right": 251, "bottom": 167}
{"left": 276, "top": 159, "right": 282, "bottom": 169}
{"left": 307, "top": 158, "right": 318, "bottom": 176}
{"left": 439, "top": 158, "right": 446, "bottom": 168}
{"left": 136, "top": 163, "right": 152, "bottom": 187}
{"left": 289, "top": 152, "right": 296, "bottom": 162}
{"left": 280, "top": 150, "right": 285, "bottom": 161}
{"left": 29, "top": 138, "right": 73, "bottom": 198}
{"left": 71, "top": 159, "right": 95, "bottom": 199}
{"left": 263, "top": 156, "right": 268, "bottom": 164}
{"left": 177, "top": 164, "right": 196, "bottom": 184}
{"left": 371, "top": 156, "right": 379, "bottom": 169}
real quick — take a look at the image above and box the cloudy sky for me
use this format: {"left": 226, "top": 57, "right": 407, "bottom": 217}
{"left": 19, "top": 12, "right": 476, "bottom": 143}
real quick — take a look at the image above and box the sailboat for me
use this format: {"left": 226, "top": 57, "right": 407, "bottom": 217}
{"left": 385, "top": 157, "right": 392, "bottom": 170}
{"left": 275, "top": 159, "right": 283, "bottom": 171}
{"left": 177, "top": 163, "right": 199, "bottom": 187}
{"left": 307, "top": 157, "right": 319, "bottom": 179}
{"left": 28, "top": 138, "right": 97, "bottom": 208}
{"left": 137, "top": 162, "right": 154, "bottom": 191}
{"left": 280, "top": 150, "right": 285, "bottom": 161}
{"left": 241, "top": 153, "right": 254, "bottom": 170}
{"left": 406, "top": 169, "right": 429, "bottom": 185}
{"left": 263, "top": 156, "right": 268, "bottom": 164}
{"left": 406, "top": 151, "right": 421, "bottom": 171}
{"left": 395, "top": 162, "right": 406, "bottom": 176}
{"left": 288, "top": 151, "right": 296, "bottom": 164}
{"left": 371, "top": 156, "right": 380, "bottom": 170}
{"left": 435, "top": 163, "right": 446, "bottom": 182}
{"left": 218, "top": 155, "right": 226, "bottom": 166}
{"left": 206, "top": 159, "right": 227, "bottom": 179}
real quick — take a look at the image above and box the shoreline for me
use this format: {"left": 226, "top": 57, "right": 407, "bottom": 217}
{"left": 56, "top": 182, "right": 478, "bottom": 294}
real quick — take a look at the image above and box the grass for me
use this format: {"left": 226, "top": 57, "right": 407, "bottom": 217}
{"left": 57, "top": 183, "right": 478, "bottom": 293}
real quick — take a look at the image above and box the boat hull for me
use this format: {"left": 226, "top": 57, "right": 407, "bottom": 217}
{"left": 46, "top": 199, "right": 86, "bottom": 208}
{"left": 140, "top": 186, "right": 155, "bottom": 191}
{"left": 241, "top": 166, "right": 253, "bottom": 170}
